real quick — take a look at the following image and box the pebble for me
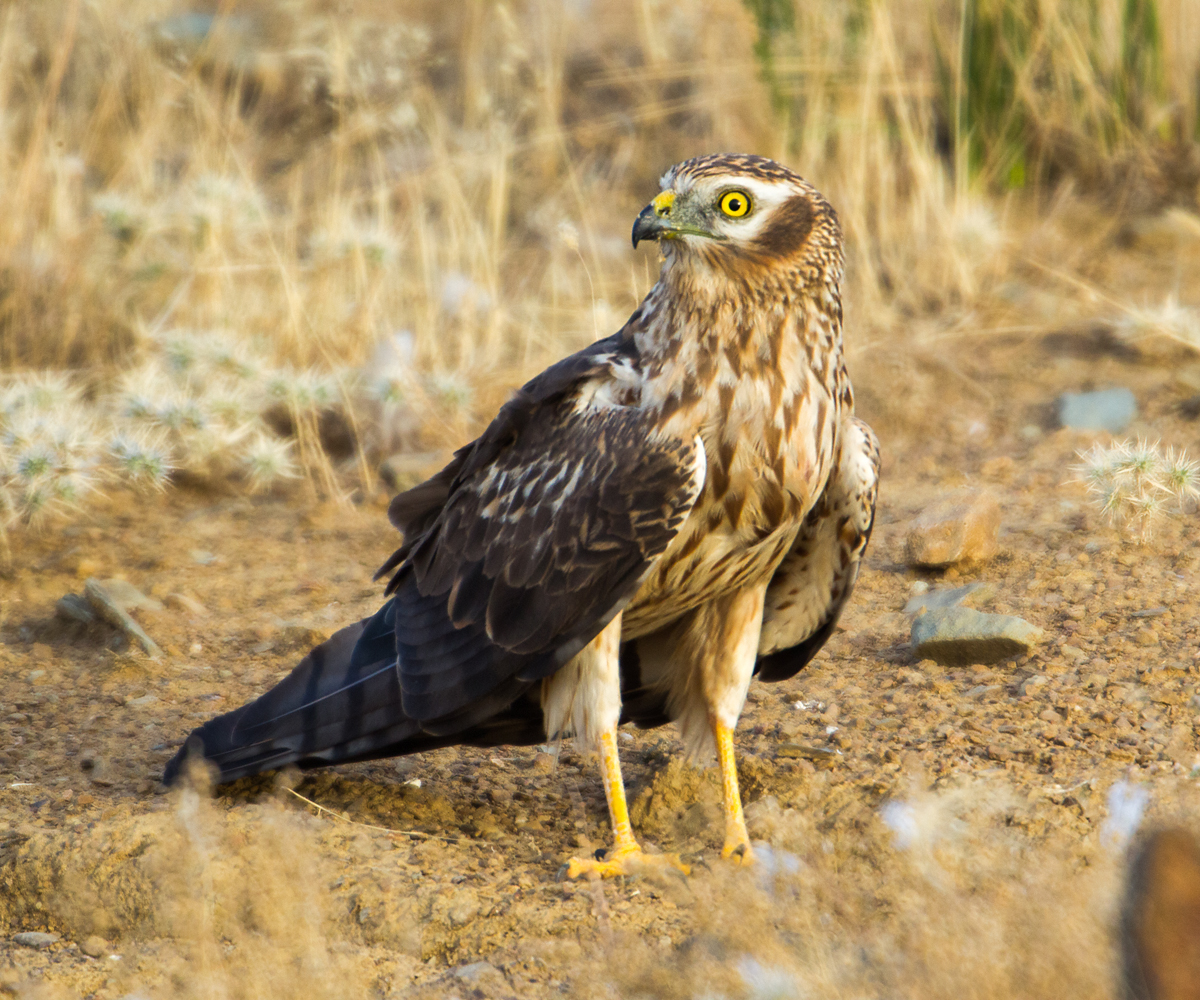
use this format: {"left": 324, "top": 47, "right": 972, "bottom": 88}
{"left": 83, "top": 579, "right": 162, "bottom": 659}
{"left": 903, "top": 491, "right": 1001, "bottom": 568}
{"left": 903, "top": 582, "right": 995, "bottom": 615}
{"left": 12, "top": 932, "right": 59, "bottom": 949}
{"left": 777, "top": 743, "right": 840, "bottom": 762}
{"left": 910, "top": 607, "right": 1044, "bottom": 666}
{"left": 55, "top": 593, "right": 96, "bottom": 625}
{"left": 95, "top": 579, "right": 163, "bottom": 614}
{"left": 1058, "top": 387, "right": 1137, "bottom": 433}
{"left": 274, "top": 624, "right": 332, "bottom": 652}
{"left": 190, "top": 549, "right": 216, "bottom": 565}
{"left": 453, "top": 961, "right": 505, "bottom": 989}
{"left": 164, "top": 593, "right": 208, "bottom": 616}
{"left": 1020, "top": 674, "right": 1049, "bottom": 695}
{"left": 446, "top": 890, "right": 481, "bottom": 927}
{"left": 79, "top": 935, "right": 107, "bottom": 958}
{"left": 379, "top": 450, "right": 445, "bottom": 492}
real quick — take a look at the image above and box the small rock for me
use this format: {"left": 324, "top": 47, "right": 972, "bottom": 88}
{"left": 128, "top": 694, "right": 157, "bottom": 707}
{"left": 453, "top": 961, "right": 505, "bottom": 990}
{"left": 903, "top": 582, "right": 995, "bottom": 615}
{"left": 74, "top": 557, "right": 100, "bottom": 580}
{"left": 55, "top": 593, "right": 96, "bottom": 625}
{"left": 446, "top": 890, "right": 480, "bottom": 927}
{"left": 1060, "top": 644, "right": 1087, "bottom": 662}
{"left": 911, "top": 607, "right": 1044, "bottom": 666}
{"left": 12, "top": 932, "right": 60, "bottom": 949}
{"left": 777, "top": 743, "right": 840, "bottom": 762}
{"left": 83, "top": 579, "right": 162, "bottom": 659}
{"left": 379, "top": 451, "right": 445, "bottom": 492}
{"left": 903, "top": 491, "right": 1001, "bottom": 568}
{"left": 1136, "top": 629, "right": 1160, "bottom": 647}
{"left": 1020, "top": 674, "right": 1049, "bottom": 696}
{"left": 189, "top": 549, "right": 216, "bottom": 565}
{"left": 164, "top": 593, "right": 208, "bottom": 616}
{"left": 79, "top": 935, "right": 107, "bottom": 958}
{"left": 274, "top": 624, "right": 331, "bottom": 652}
{"left": 1058, "top": 387, "right": 1137, "bottom": 433}
{"left": 96, "top": 579, "right": 163, "bottom": 614}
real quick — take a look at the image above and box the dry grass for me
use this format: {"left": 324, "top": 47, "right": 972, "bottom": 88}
{"left": 1, "top": 2, "right": 1199, "bottom": 539}
{"left": 2, "top": 0, "right": 1198, "bottom": 372}
{"left": 13, "top": 771, "right": 1196, "bottom": 999}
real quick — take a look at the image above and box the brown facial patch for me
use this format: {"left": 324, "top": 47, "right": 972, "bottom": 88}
{"left": 752, "top": 194, "right": 815, "bottom": 258}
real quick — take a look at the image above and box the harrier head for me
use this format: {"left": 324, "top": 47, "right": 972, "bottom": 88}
{"left": 632, "top": 154, "right": 839, "bottom": 277}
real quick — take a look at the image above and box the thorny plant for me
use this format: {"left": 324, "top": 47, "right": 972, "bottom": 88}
{"left": 1074, "top": 438, "right": 1200, "bottom": 541}
{"left": 0, "top": 327, "right": 476, "bottom": 551}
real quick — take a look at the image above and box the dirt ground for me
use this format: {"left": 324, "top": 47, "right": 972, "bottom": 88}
{"left": 3, "top": 330, "right": 1200, "bottom": 999}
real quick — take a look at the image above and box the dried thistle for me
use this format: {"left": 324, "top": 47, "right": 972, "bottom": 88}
{"left": 243, "top": 434, "right": 300, "bottom": 493}
{"left": 1073, "top": 438, "right": 1197, "bottom": 541}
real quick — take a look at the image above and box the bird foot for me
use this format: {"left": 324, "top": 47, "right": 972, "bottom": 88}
{"left": 721, "top": 838, "right": 755, "bottom": 865}
{"left": 567, "top": 844, "right": 691, "bottom": 879}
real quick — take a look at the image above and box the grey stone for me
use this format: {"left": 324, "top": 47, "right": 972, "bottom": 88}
{"left": 453, "top": 961, "right": 503, "bottom": 987}
{"left": 83, "top": 579, "right": 162, "bottom": 659}
{"left": 96, "top": 579, "right": 163, "bottom": 614}
{"left": 12, "top": 931, "right": 60, "bottom": 948}
{"left": 1058, "top": 387, "right": 1137, "bottom": 433}
{"left": 79, "top": 935, "right": 108, "bottom": 958}
{"left": 911, "top": 607, "right": 1044, "bottom": 666}
{"left": 164, "top": 592, "right": 208, "bottom": 616}
{"left": 777, "top": 743, "right": 840, "bottom": 762}
{"left": 446, "top": 889, "right": 480, "bottom": 927}
{"left": 55, "top": 593, "right": 96, "bottom": 624}
{"left": 903, "top": 582, "right": 995, "bottom": 615}
{"left": 379, "top": 451, "right": 444, "bottom": 492}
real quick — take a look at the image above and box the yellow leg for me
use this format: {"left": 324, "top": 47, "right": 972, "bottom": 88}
{"left": 712, "top": 714, "right": 754, "bottom": 864}
{"left": 567, "top": 728, "right": 690, "bottom": 879}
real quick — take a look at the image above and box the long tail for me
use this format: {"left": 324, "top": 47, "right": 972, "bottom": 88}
{"left": 162, "top": 600, "right": 546, "bottom": 785}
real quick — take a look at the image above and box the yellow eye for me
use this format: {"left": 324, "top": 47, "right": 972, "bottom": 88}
{"left": 719, "top": 191, "right": 750, "bottom": 217}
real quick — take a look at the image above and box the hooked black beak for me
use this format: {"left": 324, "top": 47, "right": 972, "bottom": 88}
{"left": 631, "top": 190, "right": 720, "bottom": 248}
{"left": 632, "top": 204, "right": 666, "bottom": 248}
{"left": 632, "top": 190, "right": 678, "bottom": 248}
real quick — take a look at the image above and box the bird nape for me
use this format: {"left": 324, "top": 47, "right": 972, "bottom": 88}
{"left": 164, "top": 153, "right": 880, "bottom": 879}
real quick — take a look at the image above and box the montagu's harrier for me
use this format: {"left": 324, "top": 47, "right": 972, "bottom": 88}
{"left": 165, "top": 153, "right": 880, "bottom": 878}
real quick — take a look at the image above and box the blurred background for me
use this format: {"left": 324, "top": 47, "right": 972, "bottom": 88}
{"left": 2, "top": 0, "right": 1199, "bottom": 538}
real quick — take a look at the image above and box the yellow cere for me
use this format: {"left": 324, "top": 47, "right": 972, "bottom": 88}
{"left": 652, "top": 190, "right": 676, "bottom": 216}
{"left": 720, "top": 190, "right": 750, "bottom": 217}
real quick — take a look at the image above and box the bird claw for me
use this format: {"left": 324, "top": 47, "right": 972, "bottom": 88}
{"left": 567, "top": 845, "right": 691, "bottom": 879}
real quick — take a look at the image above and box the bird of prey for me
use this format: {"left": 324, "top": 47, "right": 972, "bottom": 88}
{"left": 165, "top": 153, "right": 880, "bottom": 879}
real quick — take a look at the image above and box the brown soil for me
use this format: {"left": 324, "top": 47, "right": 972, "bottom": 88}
{"left": 2, "top": 336, "right": 1200, "bottom": 999}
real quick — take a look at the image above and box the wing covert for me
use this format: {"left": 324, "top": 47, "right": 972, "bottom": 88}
{"left": 381, "top": 394, "right": 704, "bottom": 729}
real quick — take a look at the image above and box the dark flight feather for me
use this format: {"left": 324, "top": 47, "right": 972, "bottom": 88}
{"left": 165, "top": 329, "right": 699, "bottom": 785}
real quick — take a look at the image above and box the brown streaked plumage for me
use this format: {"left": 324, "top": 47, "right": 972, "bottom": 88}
{"left": 164, "top": 153, "right": 880, "bottom": 879}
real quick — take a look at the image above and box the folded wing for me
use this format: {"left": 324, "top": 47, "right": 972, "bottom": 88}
{"left": 755, "top": 416, "right": 880, "bottom": 681}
